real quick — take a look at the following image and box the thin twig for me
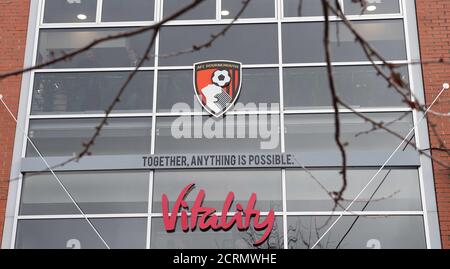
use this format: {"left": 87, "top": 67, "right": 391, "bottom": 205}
{"left": 322, "top": 0, "right": 348, "bottom": 203}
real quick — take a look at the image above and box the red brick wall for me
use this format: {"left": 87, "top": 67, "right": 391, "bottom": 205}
{"left": 0, "top": 0, "right": 30, "bottom": 245}
{"left": 416, "top": 0, "right": 450, "bottom": 249}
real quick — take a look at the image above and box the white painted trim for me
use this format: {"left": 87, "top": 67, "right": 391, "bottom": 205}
{"left": 284, "top": 107, "right": 412, "bottom": 114}
{"left": 33, "top": 67, "right": 156, "bottom": 72}
{"left": 401, "top": 0, "right": 441, "bottom": 249}
{"left": 216, "top": 0, "right": 221, "bottom": 21}
{"left": 148, "top": 211, "right": 423, "bottom": 217}
{"left": 27, "top": 107, "right": 411, "bottom": 120}
{"left": 147, "top": 3, "right": 161, "bottom": 247}
{"left": 29, "top": 113, "right": 154, "bottom": 119}
{"left": 15, "top": 210, "right": 424, "bottom": 220}
{"left": 31, "top": 62, "right": 411, "bottom": 71}
{"left": 277, "top": 0, "right": 288, "bottom": 250}
{"left": 17, "top": 214, "right": 148, "bottom": 220}
{"left": 96, "top": 0, "right": 103, "bottom": 24}
{"left": 284, "top": 211, "right": 423, "bottom": 216}
{"left": 146, "top": 171, "right": 154, "bottom": 249}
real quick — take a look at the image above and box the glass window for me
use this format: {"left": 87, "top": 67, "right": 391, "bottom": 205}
{"left": 37, "top": 28, "right": 154, "bottom": 68}
{"left": 153, "top": 169, "right": 282, "bottom": 212}
{"left": 282, "top": 20, "right": 406, "bottom": 63}
{"left": 163, "top": 0, "right": 216, "bottom": 21}
{"left": 157, "top": 70, "right": 200, "bottom": 112}
{"left": 15, "top": 218, "right": 146, "bottom": 249}
{"left": 287, "top": 216, "right": 426, "bottom": 249}
{"left": 157, "top": 68, "right": 279, "bottom": 112}
{"left": 283, "top": 0, "right": 337, "bottom": 17}
{"left": 344, "top": 0, "right": 400, "bottom": 15}
{"left": 26, "top": 118, "right": 152, "bottom": 157}
{"left": 235, "top": 68, "right": 280, "bottom": 110}
{"left": 221, "top": 0, "right": 275, "bottom": 19}
{"left": 151, "top": 217, "right": 283, "bottom": 249}
{"left": 159, "top": 24, "right": 278, "bottom": 66}
{"left": 44, "top": 0, "right": 97, "bottom": 23}
{"left": 286, "top": 169, "right": 422, "bottom": 211}
{"left": 20, "top": 171, "right": 149, "bottom": 215}
{"left": 102, "top": 0, "right": 155, "bottom": 22}
{"left": 155, "top": 115, "right": 281, "bottom": 154}
{"left": 283, "top": 65, "right": 410, "bottom": 110}
{"left": 284, "top": 113, "right": 417, "bottom": 161}
{"left": 32, "top": 72, "right": 153, "bottom": 115}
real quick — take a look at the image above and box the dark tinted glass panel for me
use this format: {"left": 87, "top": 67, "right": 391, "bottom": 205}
{"left": 283, "top": 65, "right": 410, "bottom": 110}
{"left": 282, "top": 20, "right": 406, "bottom": 63}
{"left": 163, "top": 0, "right": 216, "bottom": 20}
{"left": 20, "top": 171, "right": 149, "bottom": 215}
{"left": 26, "top": 118, "right": 152, "bottom": 157}
{"left": 102, "top": 0, "right": 155, "bottom": 22}
{"left": 235, "top": 68, "right": 280, "bottom": 110}
{"left": 284, "top": 113, "right": 416, "bottom": 161}
{"left": 287, "top": 216, "right": 426, "bottom": 249}
{"left": 283, "top": 0, "right": 337, "bottom": 17}
{"left": 16, "top": 218, "right": 146, "bottom": 249}
{"left": 32, "top": 72, "right": 153, "bottom": 115}
{"left": 286, "top": 169, "right": 422, "bottom": 211}
{"left": 157, "top": 68, "right": 279, "bottom": 112}
{"left": 221, "top": 0, "right": 275, "bottom": 19}
{"left": 157, "top": 70, "right": 199, "bottom": 112}
{"left": 344, "top": 0, "right": 400, "bottom": 15}
{"left": 38, "top": 28, "right": 154, "bottom": 68}
{"left": 151, "top": 217, "right": 283, "bottom": 249}
{"left": 155, "top": 115, "right": 281, "bottom": 153}
{"left": 153, "top": 169, "right": 282, "bottom": 212}
{"left": 159, "top": 24, "right": 278, "bottom": 66}
{"left": 44, "top": 0, "right": 97, "bottom": 23}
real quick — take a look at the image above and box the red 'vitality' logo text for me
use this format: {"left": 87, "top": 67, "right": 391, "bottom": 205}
{"left": 162, "top": 183, "right": 275, "bottom": 246}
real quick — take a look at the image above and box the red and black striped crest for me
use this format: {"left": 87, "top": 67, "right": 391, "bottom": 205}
{"left": 193, "top": 60, "right": 242, "bottom": 117}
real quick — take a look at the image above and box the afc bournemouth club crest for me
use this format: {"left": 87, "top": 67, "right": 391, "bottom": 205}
{"left": 193, "top": 60, "right": 242, "bottom": 117}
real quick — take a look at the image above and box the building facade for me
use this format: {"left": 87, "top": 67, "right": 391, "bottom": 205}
{"left": 0, "top": 0, "right": 448, "bottom": 249}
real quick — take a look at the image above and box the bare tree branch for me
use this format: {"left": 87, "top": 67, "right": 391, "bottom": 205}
{"left": 322, "top": 0, "right": 348, "bottom": 203}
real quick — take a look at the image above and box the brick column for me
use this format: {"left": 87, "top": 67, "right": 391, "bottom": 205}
{"left": 0, "top": 0, "right": 30, "bottom": 245}
{"left": 416, "top": 0, "right": 450, "bottom": 249}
